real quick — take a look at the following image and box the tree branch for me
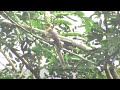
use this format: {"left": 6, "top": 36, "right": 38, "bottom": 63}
{"left": 63, "top": 48, "right": 96, "bottom": 64}
{"left": 10, "top": 48, "right": 40, "bottom": 79}
{"left": 0, "top": 60, "right": 15, "bottom": 74}
{"left": 0, "top": 49, "right": 17, "bottom": 72}
{"left": 2, "top": 11, "right": 92, "bottom": 51}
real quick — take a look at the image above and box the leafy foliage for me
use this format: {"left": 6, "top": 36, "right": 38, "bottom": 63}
{"left": 0, "top": 11, "right": 120, "bottom": 79}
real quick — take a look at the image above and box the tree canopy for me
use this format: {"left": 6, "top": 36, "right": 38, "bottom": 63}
{"left": 0, "top": 11, "right": 120, "bottom": 79}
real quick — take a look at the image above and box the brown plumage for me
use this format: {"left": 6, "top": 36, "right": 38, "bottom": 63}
{"left": 44, "top": 24, "right": 65, "bottom": 67}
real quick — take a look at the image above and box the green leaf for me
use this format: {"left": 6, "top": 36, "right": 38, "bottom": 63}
{"left": 3, "top": 47, "right": 8, "bottom": 52}
{"left": 32, "top": 44, "right": 41, "bottom": 54}
{"left": 11, "top": 60, "right": 16, "bottom": 64}
{"left": 65, "top": 53, "right": 69, "bottom": 61}
{"left": 84, "top": 21, "right": 92, "bottom": 32}
{"left": 53, "top": 19, "right": 72, "bottom": 25}
{"left": 74, "top": 11, "right": 85, "bottom": 18}
{"left": 48, "top": 57, "right": 56, "bottom": 63}
{"left": 76, "top": 48, "right": 81, "bottom": 53}
{"left": 6, "top": 64, "right": 11, "bottom": 66}
{"left": 31, "top": 20, "right": 43, "bottom": 29}
{"left": 61, "top": 32, "right": 82, "bottom": 36}
{"left": 9, "top": 52, "right": 13, "bottom": 58}
{"left": 81, "top": 17, "right": 93, "bottom": 33}
{"left": 15, "top": 58, "right": 20, "bottom": 62}
{"left": 70, "top": 55, "right": 81, "bottom": 61}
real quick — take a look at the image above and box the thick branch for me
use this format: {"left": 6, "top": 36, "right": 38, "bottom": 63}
{"left": 23, "top": 26, "right": 92, "bottom": 51}
{"left": 104, "top": 63, "right": 113, "bottom": 79}
{"left": 2, "top": 11, "right": 92, "bottom": 51}
{"left": 109, "top": 65, "right": 119, "bottom": 79}
{"left": 24, "top": 26, "right": 92, "bottom": 51}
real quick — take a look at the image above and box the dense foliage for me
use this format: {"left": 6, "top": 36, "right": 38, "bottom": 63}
{"left": 0, "top": 11, "right": 120, "bottom": 79}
